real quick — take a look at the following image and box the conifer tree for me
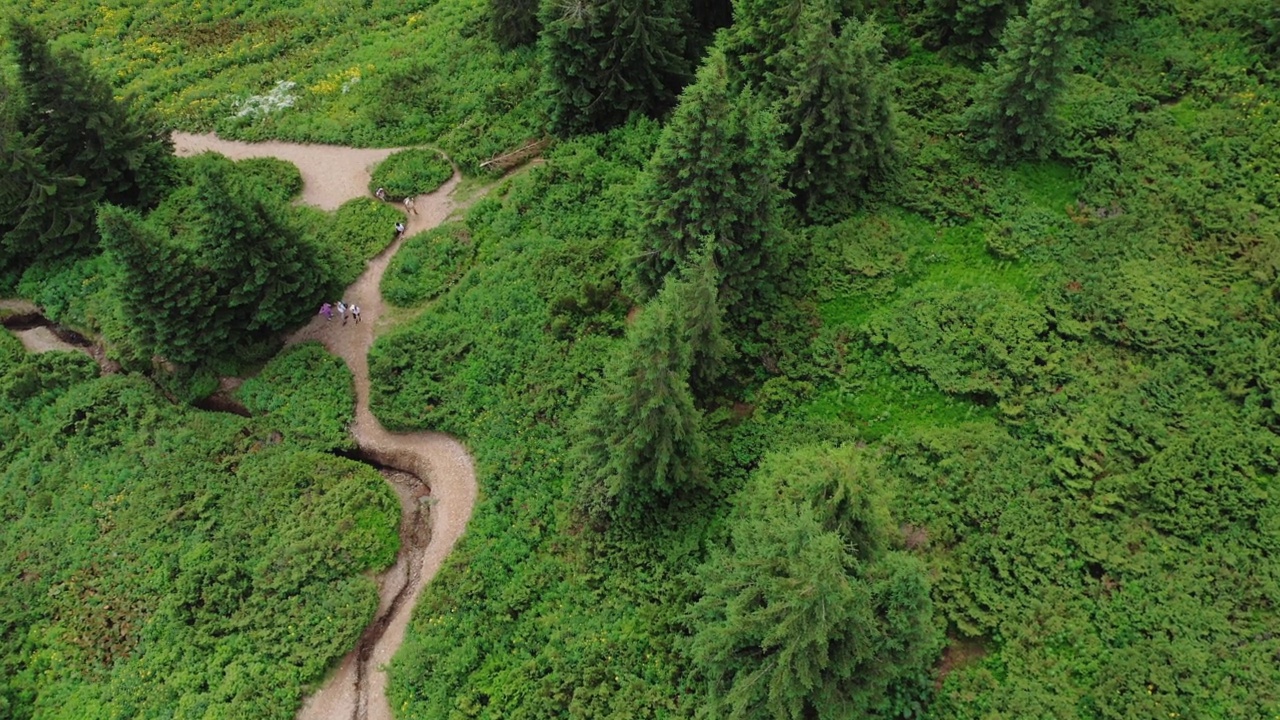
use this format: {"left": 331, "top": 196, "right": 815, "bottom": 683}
{"left": 0, "top": 80, "right": 90, "bottom": 268}
{"left": 966, "top": 0, "right": 1088, "bottom": 161}
{"left": 102, "top": 156, "right": 326, "bottom": 365}
{"left": 667, "top": 242, "right": 733, "bottom": 401}
{"left": 491, "top": 0, "right": 541, "bottom": 48}
{"left": 689, "top": 445, "right": 938, "bottom": 719}
{"left": 772, "top": 9, "right": 895, "bottom": 220}
{"left": 575, "top": 282, "right": 705, "bottom": 521}
{"left": 924, "top": 0, "right": 1024, "bottom": 59}
{"left": 634, "top": 49, "right": 789, "bottom": 319}
{"left": 540, "top": 0, "right": 693, "bottom": 135}
{"left": 8, "top": 20, "right": 173, "bottom": 215}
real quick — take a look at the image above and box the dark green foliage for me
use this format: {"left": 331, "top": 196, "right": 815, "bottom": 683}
{"left": 236, "top": 342, "right": 356, "bottom": 452}
{"left": 4, "top": 19, "right": 174, "bottom": 258}
{"left": 634, "top": 49, "right": 790, "bottom": 317}
{"left": 382, "top": 223, "right": 476, "bottom": 307}
{"left": 100, "top": 154, "right": 327, "bottom": 366}
{"left": 922, "top": 0, "right": 1025, "bottom": 59}
{"left": 667, "top": 243, "right": 733, "bottom": 401}
{"left": 491, "top": 0, "right": 541, "bottom": 48}
{"left": 367, "top": 148, "right": 454, "bottom": 201}
{"left": 575, "top": 280, "right": 706, "bottom": 520}
{"left": 967, "top": 0, "right": 1090, "bottom": 160}
{"left": 0, "top": 363, "right": 397, "bottom": 720}
{"left": 540, "top": 0, "right": 693, "bottom": 135}
{"left": 689, "top": 444, "right": 938, "bottom": 719}
{"left": 773, "top": 9, "right": 896, "bottom": 220}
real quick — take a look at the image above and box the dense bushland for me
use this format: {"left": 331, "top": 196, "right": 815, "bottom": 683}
{"left": 368, "top": 149, "right": 454, "bottom": 201}
{"left": 0, "top": 340, "right": 398, "bottom": 719}
{"left": 5, "top": 0, "right": 1280, "bottom": 718}
{"left": 367, "top": 1, "right": 1280, "bottom": 717}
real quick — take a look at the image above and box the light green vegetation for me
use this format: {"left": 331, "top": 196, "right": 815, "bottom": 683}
{"left": 382, "top": 223, "right": 476, "bottom": 307}
{"left": 4, "top": 0, "right": 543, "bottom": 172}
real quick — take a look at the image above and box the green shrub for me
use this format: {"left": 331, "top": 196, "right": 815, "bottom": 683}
{"left": 237, "top": 342, "right": 356, "bottom": 452}
{"left": 315, "top": 197, "right": 405, "bottom": 287}
{"left": 368, "top": 148, "right": 453, "bottom": 201}
{"left": 381, "top": 223, "right": 475, "bottom": 307}
{"left": 234, "top": 156, "right": 304, "bottom": 202}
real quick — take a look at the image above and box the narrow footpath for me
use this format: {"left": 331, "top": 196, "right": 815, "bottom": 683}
{"left": 172, "top": 133, "right": 479, "bottom": 720}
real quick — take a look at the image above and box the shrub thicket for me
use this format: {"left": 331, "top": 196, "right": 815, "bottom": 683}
{"left": 368, "top": 149, "right": 454, "bottom": 201}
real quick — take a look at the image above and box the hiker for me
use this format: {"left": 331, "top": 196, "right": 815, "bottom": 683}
{"left": 375, "top": 187, "right": 387, "bottom": 201}
{"left": 319, "top": 302, "right": 333, "bottom": 321}
{"left": 337, "top": 300, "right": 347, "bottom": 325}
{"left": 404, "top": 196, "right": 416, "bottom": 215}
{"left": 351, "top": 304, "right": 362, "bottom": 323}
{"left": 395, "top": 221, "right": 405, "bottom": 238}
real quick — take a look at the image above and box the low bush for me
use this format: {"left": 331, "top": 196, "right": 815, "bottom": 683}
{"left": 237, "top": 341, "right": 356, "bottom": 452}
{"left": 368, "top": 148, "right": 453, "bottom": 201}
{"left": 234, "top": 156, "right": 304, "bottom": 203}
{"left": 381, "top": 223, "right": 475, "bottom": 307}
{"left": 311, "top": 197, "right": 404, "bottom": 288}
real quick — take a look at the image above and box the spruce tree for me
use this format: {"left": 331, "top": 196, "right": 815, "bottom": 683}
{"left": 689, "top": 445, "right": 938, "bottom": 719}
{"left": 634, "top": 49, "right": 789, "bottom": 319}
{"left": 540, "top": 0, "right": 692, "bottom": 135}
{"left": 966, "top": 0, "right": 1088, "bottom": 161}
{"left": 491, "top": 0, "right": 541, "bottom": 48}
{"left": 0, "top": 80, "right": 90, "bottom": 268}
{"left": 8, "top": 20, "right": 173, "bottom": 213}
{"left": 667, "top": 242, "right": 733, "bottom": 402}
{"left": 773, "top": 9, "right": 895, "bottom": 220}
{"left": 924, "top": 0, "right": 1025, "bottom": 59}
{"left": 575, "top": 282, "right": 705, "bottom": 521}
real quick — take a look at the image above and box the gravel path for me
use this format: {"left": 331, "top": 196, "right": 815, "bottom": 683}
{"left": 171, "top": 133, "right": 479, "bottom": 720}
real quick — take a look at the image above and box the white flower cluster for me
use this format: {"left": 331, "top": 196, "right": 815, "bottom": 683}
{"left": 233, "top": 80, "right": 297, "bottom": 118}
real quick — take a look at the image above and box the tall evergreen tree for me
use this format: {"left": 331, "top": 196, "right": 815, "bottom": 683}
{"left": 8, "top": 20, "right": 173, "bottom": 212}
{"left": 689, "top": 444, "right": 938, "bottom": 719}
{"left": 772, "top": 8, "right": 895, "bottom": 220}
{"left": 966, "top": 0, "right": 1088, "bottom": 160}
{"left": 540, "top": 0, "right": 693, "bottom": 135}
{"left": 634, "top": 49, "right": 789, "bottom": 319}
{"left": 575, "top": 282, "right": 705, "bottom": 521}
{"left": 491, "top": 0, "right": 541, "bottom": 48}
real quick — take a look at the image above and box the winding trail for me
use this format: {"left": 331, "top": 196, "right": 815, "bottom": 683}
{"left": 171, "top": 133, "right": 479, "bottom": 720}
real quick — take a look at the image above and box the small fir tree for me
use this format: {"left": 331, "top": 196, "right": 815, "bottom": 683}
{"left": 575, "top": 283, "right": 706, "bottom": 521}
{"left": 966, "top": 0, "right": 1088, "bottom": 160}
{"left": 924, "top": 0, "right": 1025, "bottom": 59}
{"left": 689, "top": 445, "right": 938, "bottom": 719}
{"left": 540, "top": 0, "right": 693, "bottom": 135}
{"left": 634, "top": 49, "right": 789, "bottom": 319}
{"left": 666, "top": 241, "right": 733, "bottom": 402}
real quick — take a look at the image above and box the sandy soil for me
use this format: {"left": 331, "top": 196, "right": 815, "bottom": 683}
{"left": 171, "top": 133, "right": 479, "bottom": 720}
{"left": 1, "top": 299, "right": 95, "bottom": 358}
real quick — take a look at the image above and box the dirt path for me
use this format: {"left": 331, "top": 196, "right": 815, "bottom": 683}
{"left": 0, "top": 299, "right": 96, "bottom": 359}
{"left": 171, "top": 133, "right": 479, "bottom": 720}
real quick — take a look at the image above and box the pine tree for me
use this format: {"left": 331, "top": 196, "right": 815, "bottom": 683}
{"left": 491, "top": 0, "right": 541, "bottom": 48}
{"left": 541, "top": 0, "right": 693, "bottom": 135}
{"left": 966, "top": 0, "right": 1088, "bottom": 161}
{"left": 575, "top": 283, "right": 705, "bottom": 521}
{"left": 773, "top": 9, "right": 895, "bottom": 220}
{"left": 689, "top": 444, "right": 938, "bottom": 719}
{"left": 634, "top": 49, "right": 789, "bottom": 319}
